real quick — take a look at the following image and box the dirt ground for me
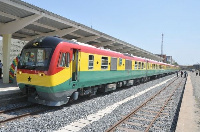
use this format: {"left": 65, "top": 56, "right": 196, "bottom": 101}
{"left": 176, "top": 72, "right": 200, "bottom": 132}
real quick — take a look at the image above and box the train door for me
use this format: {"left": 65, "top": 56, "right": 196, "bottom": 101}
{"left": 145, "top": 60, "right": 148, "bottom": 77}
{"left": 71, "top": 49, "right": 79, "bottom": 83}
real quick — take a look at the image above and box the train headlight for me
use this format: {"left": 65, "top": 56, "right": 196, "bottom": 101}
{"left": 17, "top": 71, "right": 22, "bottom": 74}
{"left": 38, "top": 73, "right": 45, "bottom": 76}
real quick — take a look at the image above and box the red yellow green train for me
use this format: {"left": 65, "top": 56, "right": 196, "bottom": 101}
{"left": 16, "top": 36, "right": 179, "bottom": 106}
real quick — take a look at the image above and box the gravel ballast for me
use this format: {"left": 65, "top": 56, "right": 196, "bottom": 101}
{"left": 0, "top": 74, "right": 186, "bottom": 132}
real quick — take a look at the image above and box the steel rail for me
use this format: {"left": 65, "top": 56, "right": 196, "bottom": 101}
{"left": 0, "top": 108, "right": 47, "bottom": 124}
{"left": 0, "top": 106, "right": 59, "bottom": 125}
{"left": 106, "top": 77, "right": 179, "bottom": 132}
{"left": 145, "top": 78, "right": 184, "bottom": 131}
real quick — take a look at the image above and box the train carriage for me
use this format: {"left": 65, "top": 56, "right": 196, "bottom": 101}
{"left": 16, "top": 36, "right": 178, "bottom": 106}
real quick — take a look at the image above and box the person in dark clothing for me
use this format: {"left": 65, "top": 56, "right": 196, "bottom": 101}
{"left": 176, "top": 71, "right": 178, "bottom": 77}
{"left": 0, "top": 60, "right": 2, "bottom": 79}
{"left": 196, "top": 71, "right": 198, "bottom": 76}
{"left": 181, "top": 71, "right": 183, "bottom": 77}
{"left": 184, "top": 71, "right": 187, "bottom": 78}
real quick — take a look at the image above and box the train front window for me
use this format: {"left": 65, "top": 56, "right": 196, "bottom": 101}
{"left": 18, "top": 48, "right": 52, "bottom": 70}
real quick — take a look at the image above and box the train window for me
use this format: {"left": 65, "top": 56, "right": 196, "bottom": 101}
{"left": 18, "top": 48, "right": 52, "bottom": 71}
{"left": 66, "top": 53, "right": 70, "bottom": 67}
{"left": 58, "top": 52, "right": 70, "bottom": 67}
{"left": 88, "top": 55, "right": 94, "bottom": 70}
{"left": 119, "top": 58, "right": 122, "bottom": 66}
{"left": 72, "top": 52, "right": 75, "bottom": 61}
{"left": 138, "top": 62, "right": 141, "bottom": 69}
{"left": 59, "top": 53, "right": 66, "bottom": 67}
{"left": 135, "top": 61, "right": 138, "bottom": 69}
{"left": 152, "top": 64, "right": 155, "bottom": 69}
{"left": 141, "top": 63, "right": 144, "bottom": 69}
{"left": 101, "top": 56, "right": 108, "bottom": 69}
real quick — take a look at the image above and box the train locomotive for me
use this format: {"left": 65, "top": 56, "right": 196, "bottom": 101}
{"left": 16, "top": 36, "right": 178, "bottom": 106}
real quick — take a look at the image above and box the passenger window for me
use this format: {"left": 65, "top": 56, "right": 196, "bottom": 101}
{"left": 66, "top": 53, "right": 70, "bottom": 67}
{"left": 138, "top": 62, "right": 141, "bottom": 69}
{"left": 88, "top": 55, "right": 94, "bottom": 70}
{"left": 142, "top": 62, "right": 144, "bottom": 69}
{"left": 58, "top": 52, "right": 70, "bottom": 67}
{"left": 135, "top": 61, "right": 138, "bottom": 69}
{"left": 101, "top": 56, "right": 108, "bottom": 69}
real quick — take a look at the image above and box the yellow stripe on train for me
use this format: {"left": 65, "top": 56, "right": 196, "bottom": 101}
{"left": 16, "top": 68, "right": 71, "bottom": 87}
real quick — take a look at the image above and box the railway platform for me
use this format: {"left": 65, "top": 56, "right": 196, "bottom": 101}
{"left": 176, "top": 73, "right": 200, "bottom": 132}
{"left": 0, "top": 78, "right": 20, "bottom": 96}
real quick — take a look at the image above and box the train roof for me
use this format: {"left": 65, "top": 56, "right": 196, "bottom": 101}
{"left": 23, "top": 36, "right": 178, "bottom": 67}
{"left": 23, "top": 36, "right": 77, "bottom": 49}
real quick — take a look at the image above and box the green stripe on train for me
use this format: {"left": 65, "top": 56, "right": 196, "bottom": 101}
{"left": 18, "top": 69, "right": 176, "bottom": 93}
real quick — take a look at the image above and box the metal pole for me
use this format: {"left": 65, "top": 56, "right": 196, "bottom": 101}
{"left": 161, "top": 33, "right": 164, "bottom": 61}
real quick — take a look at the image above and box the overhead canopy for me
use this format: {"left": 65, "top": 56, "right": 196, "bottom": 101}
{"left": 0, "top": 0, "right": 162, "bottom": 61}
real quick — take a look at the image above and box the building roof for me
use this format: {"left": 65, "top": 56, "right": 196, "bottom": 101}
{"left": 0, "top": 0, "right": 162, "bottom": 61}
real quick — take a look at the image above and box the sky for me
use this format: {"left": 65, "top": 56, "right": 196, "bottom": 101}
{"left": 6, "top": 0, "right": 200, "bottom": 65}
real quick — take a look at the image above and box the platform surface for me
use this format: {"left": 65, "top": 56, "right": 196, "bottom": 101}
{"left": 176, "top": 73, "right": 199, "bottom": 132}
{"left": 0, "top": 78, "right": 20, "bottom": 95}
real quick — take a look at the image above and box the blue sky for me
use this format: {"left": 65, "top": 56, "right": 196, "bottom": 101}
{"left": 15, "top": 0, "right": 200, "bottom": 65}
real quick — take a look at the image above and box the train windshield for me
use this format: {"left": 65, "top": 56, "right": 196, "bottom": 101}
{"left": 18, "top": 48, "right": 52, "bottom": 71}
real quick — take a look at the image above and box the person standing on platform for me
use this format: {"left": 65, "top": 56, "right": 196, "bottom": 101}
{"left": 181, "top": 71, "right": 183, "bottom": 77}
{"left": 184, "top": 71, "right": 187, "bottom": 78}
{"left": 0, "top": 60, "right": 2, "bottom": 79}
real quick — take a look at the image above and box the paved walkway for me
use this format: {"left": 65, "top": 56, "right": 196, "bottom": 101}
{"left": 176, "top": 74, "right": 199, "bottom": 132}
{"left": 0, "top": 78, "right": 20, "bottom": 95}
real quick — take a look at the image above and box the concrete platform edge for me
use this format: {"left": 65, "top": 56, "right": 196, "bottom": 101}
{"left": 176, "top": 74, "right": 199, "bottom": 132}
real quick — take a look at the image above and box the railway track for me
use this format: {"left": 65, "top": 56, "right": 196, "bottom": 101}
{"left": 106, "top": 77, "right": 185, "bottom": 132}
{"left": 0, "top": 103, "right": 58, "bottom": 125}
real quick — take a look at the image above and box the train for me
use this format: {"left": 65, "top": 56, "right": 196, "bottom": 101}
{"left": 16, "top": 36, "right": 179, "bottom": 106}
